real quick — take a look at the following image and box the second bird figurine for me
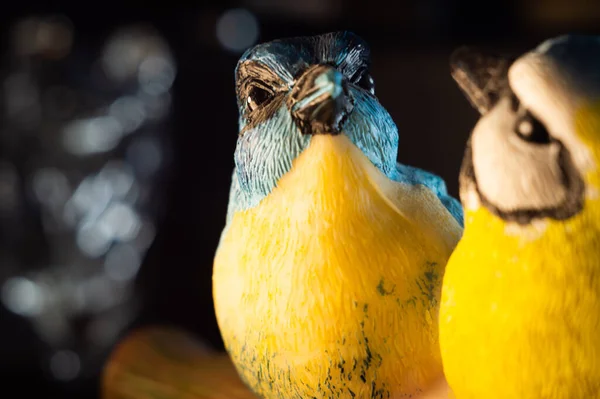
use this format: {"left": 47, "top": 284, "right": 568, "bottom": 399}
{"left": 439, "top": 34, "right": 600, "bottom": 399}
{"left": 213, "top": 31, "right": 463, "bottom": 398}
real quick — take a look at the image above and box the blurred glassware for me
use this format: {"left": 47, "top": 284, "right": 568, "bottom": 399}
{"left": 0, "top": 15, "right": 174, "bottom": 383}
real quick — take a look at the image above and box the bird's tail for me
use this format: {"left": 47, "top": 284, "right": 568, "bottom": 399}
{"left": 102, "top": 326, "right": 258, "bottom": 399}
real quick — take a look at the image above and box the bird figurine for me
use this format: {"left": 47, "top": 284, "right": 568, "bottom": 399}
{"left": 101, "top": 31, "right": 462, "bottom": 399}
{"left": 439, "top": 34, "right": 600, "bottom": 399}
{"left": 213, "top": 31, "right": 463, "bottom": 399}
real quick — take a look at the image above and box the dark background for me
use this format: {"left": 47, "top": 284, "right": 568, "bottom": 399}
{"left": 1, "top": 0, "right": 599, "bottom": 397}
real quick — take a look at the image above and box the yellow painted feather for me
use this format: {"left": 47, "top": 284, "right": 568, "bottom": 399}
{"left": 213, "top": 134, "right": 462, "bottom": 398}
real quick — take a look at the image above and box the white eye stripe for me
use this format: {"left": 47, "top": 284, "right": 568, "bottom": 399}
{"left": 508, "top": 51, "right": 595, "bottom": 174}
{"left": 473, "top": 97, "right": 565, "bottom": 212}
{"left": 464, "top": 95, "right": 584, "bottom": 223}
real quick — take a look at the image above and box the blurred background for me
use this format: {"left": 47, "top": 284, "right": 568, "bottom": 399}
{"left": 0, "top": 0, "right": 599, "bottom": 397}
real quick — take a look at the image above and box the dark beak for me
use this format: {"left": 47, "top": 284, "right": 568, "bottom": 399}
{"left": 288, "top": 64, "right": 354, "bottom": 135}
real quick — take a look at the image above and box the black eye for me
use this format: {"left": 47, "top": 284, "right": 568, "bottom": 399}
{"left": 356, "top": 72, "right": 375, "bottom": 95}
{"left": 247, "top": 85, "right": 273, "bottom": 112}
{"left": 513, "top": 110, "right": 551, "bottom": 145}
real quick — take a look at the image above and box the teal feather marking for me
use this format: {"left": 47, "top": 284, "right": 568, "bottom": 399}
{"left": 235, "top": 107, "right": 310, "bottom": 210}
{"left": 394, "top": 163, "right": 464, "bottom": 226}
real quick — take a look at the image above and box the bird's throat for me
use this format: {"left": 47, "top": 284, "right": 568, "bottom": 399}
{"left": 248, "top": 133, "right": 403, "bottom": 221}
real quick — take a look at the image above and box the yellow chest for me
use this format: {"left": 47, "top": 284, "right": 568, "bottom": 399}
{"left": 213, "top": 135, "right": 461, "bottom": 398}
{"left": 439, "top": 208, "right": 600, "bottom": 399}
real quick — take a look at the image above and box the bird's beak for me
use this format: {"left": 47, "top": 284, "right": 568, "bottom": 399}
{"left": 288, "top": 64, "right": 354, "bottom": 135}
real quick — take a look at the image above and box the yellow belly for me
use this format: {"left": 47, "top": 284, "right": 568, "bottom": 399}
{"left": 439, "top": 207, "right": 600, "bottom": 399}
{"left": 213, "top": 134, "right": 461, "bottom": 398}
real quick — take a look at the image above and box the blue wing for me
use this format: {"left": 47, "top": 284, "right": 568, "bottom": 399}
{"left": 394, "top": 163, "right": 464, "bottom": 227}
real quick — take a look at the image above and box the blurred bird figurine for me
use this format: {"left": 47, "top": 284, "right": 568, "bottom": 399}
{"left": 102, "top": 31, "right": 463, "bottom": 399}
{"left": 213, "top": 31, "right": 463, "bottom": 399}
{"left": 439, "top": 34, "right": 600, "bottom": 399}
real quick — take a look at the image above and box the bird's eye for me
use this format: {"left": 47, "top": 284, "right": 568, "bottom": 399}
{"left": 356, "top": 72, "right": 375, "bottom": 95}
{"left": 247, "top": 85, "right": 273, "bottom": 112}
{"left": 513, "top": 110, "right": 551, "bottom": 145}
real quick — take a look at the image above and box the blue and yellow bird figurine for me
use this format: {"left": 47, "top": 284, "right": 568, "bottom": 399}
{"left": 213, "top": 31, "right": 463, "bottom": 399}
{"left": 439, "top": 34, "right": 600, "bottom": 399}
{"left": 102, "top": 31, "right": 463, "bottom": 399}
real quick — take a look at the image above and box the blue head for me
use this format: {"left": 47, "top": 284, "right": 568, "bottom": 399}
{"left": 229, "top": 31, "right": 399, "bottom": 214}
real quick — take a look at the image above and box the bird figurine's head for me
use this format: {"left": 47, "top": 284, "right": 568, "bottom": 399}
{"left": 452, "top": 34, "right": 600, "bottom": 237}
{"left": 230, "top": 31, "right": 398, "bottom": 211}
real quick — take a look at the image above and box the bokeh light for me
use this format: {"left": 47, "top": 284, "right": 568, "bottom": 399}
{"left": 50, "top": 350, "right": 81, "bottom": 381}
{"left": 0, "top": 17, "right": 175, "bottom": 382}
{"left": 216, "top": 8, "right": 260, "bottom": 53}
{"left": 62, "top": 116, "right": 124, "bottom": 156}
{"left": 1, "top": 277, "right": 45, "bottom": 317}
{"left": 104, "top": 243, "right": 142, "bottom": 282}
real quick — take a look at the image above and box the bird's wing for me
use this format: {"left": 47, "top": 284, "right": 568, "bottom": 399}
{"left": 394, "top": 163, "right": 464, "bottom": 227}
{"left": 102, "top": 326, "right": 258, "bottom": 399}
